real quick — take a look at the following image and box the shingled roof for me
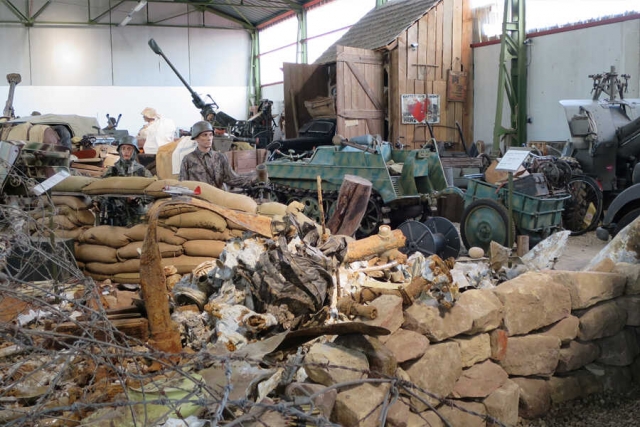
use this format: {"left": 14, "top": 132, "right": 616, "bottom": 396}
{"left": 314, "top": 0, "right": 441, "bottom": 64}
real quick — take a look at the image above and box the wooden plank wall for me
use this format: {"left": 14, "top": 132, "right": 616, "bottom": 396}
{"left": 335, "top": 46, "right": 385, "bottom": 139}
{"left": 389, "top": 0, "right": 473, "bottom": 150}
{"left": 283, "top": 62, "right": 330, "bottom": 139}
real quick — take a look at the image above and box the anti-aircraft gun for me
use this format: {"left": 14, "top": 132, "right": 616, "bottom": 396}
{"left": 147, "top": 39, "right": 274, "bottom": 148}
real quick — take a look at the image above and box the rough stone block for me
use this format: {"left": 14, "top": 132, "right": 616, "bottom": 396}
{"left": 403, "top": 300, "right": 473, "bottom": 342}
{"left": 386, "top": 400, "right": 411, "bottom": 427}
{"left": 452, "top": 360, "right": 509, "bottom": 398}
{"left": 556, "top": 340, "right": 600, "bottom": 373}
{"left": 576, "top": 300, "right": 628, "bottom": 341}
{"left": 511, "top": 377, "right": 551, "bottom": 419}
{"left": 548, "top": 375, "right": 583, "bottom": 404}
{"left": 483, "top": 379, "right": 520, "bottom": 427}
{"left": 437, "top": 401, "right": 486, "bottom": 427}
{"left": 334, "top": 334, "right": 397, "bottom": 377}
{"left": 457, "top": 288, "right": 503, "bottom": 334}
{"left": 384, "top": 329, "right": 430, "bottom": 363}
{"left": 452, "top": 333, "right": 491, "bottom": 368}
{"left": 547, "top": 270, "right": 626, "bottom": 309}
{"left": 537, "top": 315, "right": 579, "bottom": 344}
{"left": 613, "top": 262, "right": 640, "bottom": 295}
{"left": 406, "top": 411, "right": 444, "bottom": 427}
{"left": 285, "top": 382, "right": 336, "bottom": 418}
{"left": 405, "top": 341, "right": 462, "bottom": 411}
{"left": 596, "top": 328, "right": 640, "bottom": 366}
{"left": 305, "top": 342, "right": 368, "bottom": 386}
{"left": 493, "top": 272, "right": 571, "bottom": 336}
{"left": 363, "top": 295, "right": 404, "bottom": 339}
{"left": 616, "top": 295, "right": 640, "bottom": 326}
{"left": 499, "top": 334, "right": 561, "bottom": 376}
{"left": 332, "top": 383, "right": 388, "bottom": 427}
{"left": 489, "top": 329, "right": 508, "bottom": 361}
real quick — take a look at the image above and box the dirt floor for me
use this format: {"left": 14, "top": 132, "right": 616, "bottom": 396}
{"left": 553, "top": 230, "right": 609, "bottom": 271}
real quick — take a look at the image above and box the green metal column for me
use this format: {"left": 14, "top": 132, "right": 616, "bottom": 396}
{"left": 250, "top": 30, "right": 261, "bottom": 106}
{"left": 376, "top": 0, "right": 388, "bottom": 7}
{"left": 492, "top": 0, "right": 527, "bottom": 155}
{"left": 297, "top": 10, "right": 307, "bottom": 64}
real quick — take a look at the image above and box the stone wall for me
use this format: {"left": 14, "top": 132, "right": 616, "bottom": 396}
{"left": 305, "top": 264, "right": 640, "bottom": 426}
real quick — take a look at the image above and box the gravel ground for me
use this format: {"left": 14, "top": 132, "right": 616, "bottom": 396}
{"left": 516, "top": 385, "right": 640, "bottom": 427}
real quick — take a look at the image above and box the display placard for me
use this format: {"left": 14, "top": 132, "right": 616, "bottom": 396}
{"left": 495, "top": 149, "right": 531, "bottom": 172}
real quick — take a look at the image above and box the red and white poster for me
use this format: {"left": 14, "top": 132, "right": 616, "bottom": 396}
{"left": 401, "top": 94, "right": 440, "bottom": 124}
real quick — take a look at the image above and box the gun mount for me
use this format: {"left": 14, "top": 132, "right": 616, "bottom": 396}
{"left": 148, "top": 38, "right": 274, "bottom": 147}
{"left": 3, "top": 73, "right": 21, "bottom": 119}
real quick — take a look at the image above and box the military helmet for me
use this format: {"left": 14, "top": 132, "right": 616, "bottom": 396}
{"left": 118, "top": 135, "right": 139, "bottom": 153}
{"left": 191, "top": 121, "right": 213, "bottom": 140}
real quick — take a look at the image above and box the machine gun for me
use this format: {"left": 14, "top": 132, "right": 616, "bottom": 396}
{"left": 3, "top": 73, "right": 21, "bottom": 119}
{"left": 148, "top": 38, "right": 236, "bottom": 128}
{"left": 147, "top": 38, "right": 274, "bottom": 147}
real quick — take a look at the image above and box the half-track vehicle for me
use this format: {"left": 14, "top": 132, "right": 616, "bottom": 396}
{"left": 248, "top": 135, "right": 457, "bottom": 237}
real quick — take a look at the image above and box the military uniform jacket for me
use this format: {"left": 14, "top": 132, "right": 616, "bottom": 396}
{"left": 179, "top": 148, "right": 254, "bottom": 189}
{"left": 103, "top": 159, "right": 153, "bottom": 178}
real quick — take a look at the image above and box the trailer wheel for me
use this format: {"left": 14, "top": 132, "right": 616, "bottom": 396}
{"left": 461, "top": 199, "right": 514, "bottom": 253}
{"left": 562, "top": 175, "right": 603, "bottom": 236}
{"left": 612, "top": 207, "right": 640, "bottom": 237}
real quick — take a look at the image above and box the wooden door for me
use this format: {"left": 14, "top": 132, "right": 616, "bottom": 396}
{"left": 335, "top": 46, "right": 385, "bottom": 139}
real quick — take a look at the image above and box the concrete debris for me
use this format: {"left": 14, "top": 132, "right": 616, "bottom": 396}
{"left": 521, "top": 230, "right": 571, "bottom": 270}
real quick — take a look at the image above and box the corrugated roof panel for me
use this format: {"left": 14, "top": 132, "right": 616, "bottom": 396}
{"left": 314, "top": 0, "right": 440, "bottom": 64}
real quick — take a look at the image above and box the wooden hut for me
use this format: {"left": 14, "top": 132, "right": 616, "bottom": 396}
{"left": 284, "top": 0, "right": 473, "bottom": 151}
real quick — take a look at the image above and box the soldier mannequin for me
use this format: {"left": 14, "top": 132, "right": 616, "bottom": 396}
{"left": 103, "top": 136, "right": 153, "bottom": 178}
{"left": 179, "top": 121, "right": 255, "bottom": 189}
{"left": 99, "top": 136, "right": 152, "bottom": 226}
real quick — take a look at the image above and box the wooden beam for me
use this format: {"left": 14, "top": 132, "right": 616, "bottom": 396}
{"left": 339, "top": 109, "right": 385, "bottom": 119}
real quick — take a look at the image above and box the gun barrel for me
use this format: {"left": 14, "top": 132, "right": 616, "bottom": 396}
{"left": 148, "top": 39, "right": 202, "bottom": 105}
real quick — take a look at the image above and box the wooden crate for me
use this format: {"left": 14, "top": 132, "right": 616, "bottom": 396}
{"left": 229, "top": 149, "right": 267, "bottom": 174}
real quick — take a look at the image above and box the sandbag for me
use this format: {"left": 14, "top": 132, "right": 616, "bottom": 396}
{"left": 51, "top": 195, "right": 92, "bottom": 210}
{"left": 53, "top": 226, "right": 91, "bottom": 240}
{"left": 52, "top": 176, "right": 98, "bottom": 193}
{"left": 162, "top": 210, "right": 227, "bottom": 231}
{"left": 78, "top": 225, "right": 132, "bottom": 248}
{"left": 148, "top": 200, "right": 200, "bottom": 219}
{"left": 83, "top": 271, "right": 142, "bottom": 285}
{"left": 124, "top": 224, "right": 187, "bottom": 246}
{"left": 75, "top": 244, "right": 118, "bottom": 263}
{"left": 180, "top": 181, "right": 258, "bottom": 213}
{"left": 36, "top": 215, "right": 77, "bottom": 230}
{"left": 63, "top": 208, "right": 95, "bottom": 226}
{"left": 257, "top": 202, "right": 288, "bottom": 217}
{"left": 162, "top": 255, "right": 214, "bottom": 275}
{"left": 85, "top": 258, "right": 140, "bottom": 275}
{"left": 143, "top": 179, "right": 181, "bottom": 198}
{"left": 182, "top": 240, "right": 226, "bottom": 258}
{"left": 175, "top": 228, "right": 233, "bottom": 241}
{"left": 155, "top": 140, "right": 180, "bottom": 180}
{"left": 116, "top": 241, "right": 184, "bottom": 260}
{"left": 82, "top": 176, "right": 157, "bottom": 195}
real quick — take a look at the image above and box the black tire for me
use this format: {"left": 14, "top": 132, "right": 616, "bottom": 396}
{"left": 460, "top": 199, "right": 515, "bottom": 252}
{"left": 355, "top": 196, "right": 385, "bottom": 239}
{"left": 612, "top": 207, "right": 640, "bottom": 237}
{"left": 562, "top": 175, "right": 603, "bottom": 236}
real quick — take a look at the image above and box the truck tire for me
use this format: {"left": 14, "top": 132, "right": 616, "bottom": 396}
{"left": 562, "top": 175, "right": 603, "bottom": 236}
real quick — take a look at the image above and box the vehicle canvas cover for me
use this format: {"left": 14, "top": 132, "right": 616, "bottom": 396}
{"left": 6, "top": 114, "right": 100, "bottom": 138}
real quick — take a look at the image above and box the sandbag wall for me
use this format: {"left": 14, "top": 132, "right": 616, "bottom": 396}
{"left": 29, "top": 195, "right": 95, "bottom": 240}
{"left": 43, "top": 176, "right": 264, "bottom": 284}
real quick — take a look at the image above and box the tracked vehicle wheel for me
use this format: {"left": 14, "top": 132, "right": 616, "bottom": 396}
{"left": 563, "top": 175, "right": 603, "bottom": 236}
{"left": 355, "top": 196, "right": 385, "bottom": 239}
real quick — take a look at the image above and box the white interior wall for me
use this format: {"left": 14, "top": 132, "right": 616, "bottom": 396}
{"left": 474, "top": 18, "right": 640, "bottom": 152}
{"left": 0, "top": 1, "right": 251, "bottom": 135}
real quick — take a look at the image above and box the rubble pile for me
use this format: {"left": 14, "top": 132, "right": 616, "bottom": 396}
{"left": 2, "top": 182, "right": 640, "bottom": 426}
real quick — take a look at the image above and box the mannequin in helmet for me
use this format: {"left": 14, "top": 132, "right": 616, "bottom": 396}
{"left": 103, "top": 136, "right": 153, "bottom": 178}
{"left": 179, "top": 120, "right": 255, "bottom": 189}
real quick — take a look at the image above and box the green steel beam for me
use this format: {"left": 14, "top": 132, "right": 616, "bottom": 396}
{"left": 376, "top": 0, "right": 387, "bottom": 7}
{"left": 297, "top": 10, "right": 307, "bottom": 64}
{"left": 1, "top": 0, "right": 29, "bottom": 23}
{"left": 250, "top": 30, "right": 262, "bottom": 106}
{"left": 199, "top": 3, "right": 255, "bottom": 29}
{"left": 30, "top": 0, "right": 53, "bottom": 21}
{"left": 89, "top": 0, "right": 125, "bottom": 23}
{"left": 150, "top": 8, "right": 194, "bottom": 25}
{"left": 492, "top": 0, "right": 527, "bottom": 155}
